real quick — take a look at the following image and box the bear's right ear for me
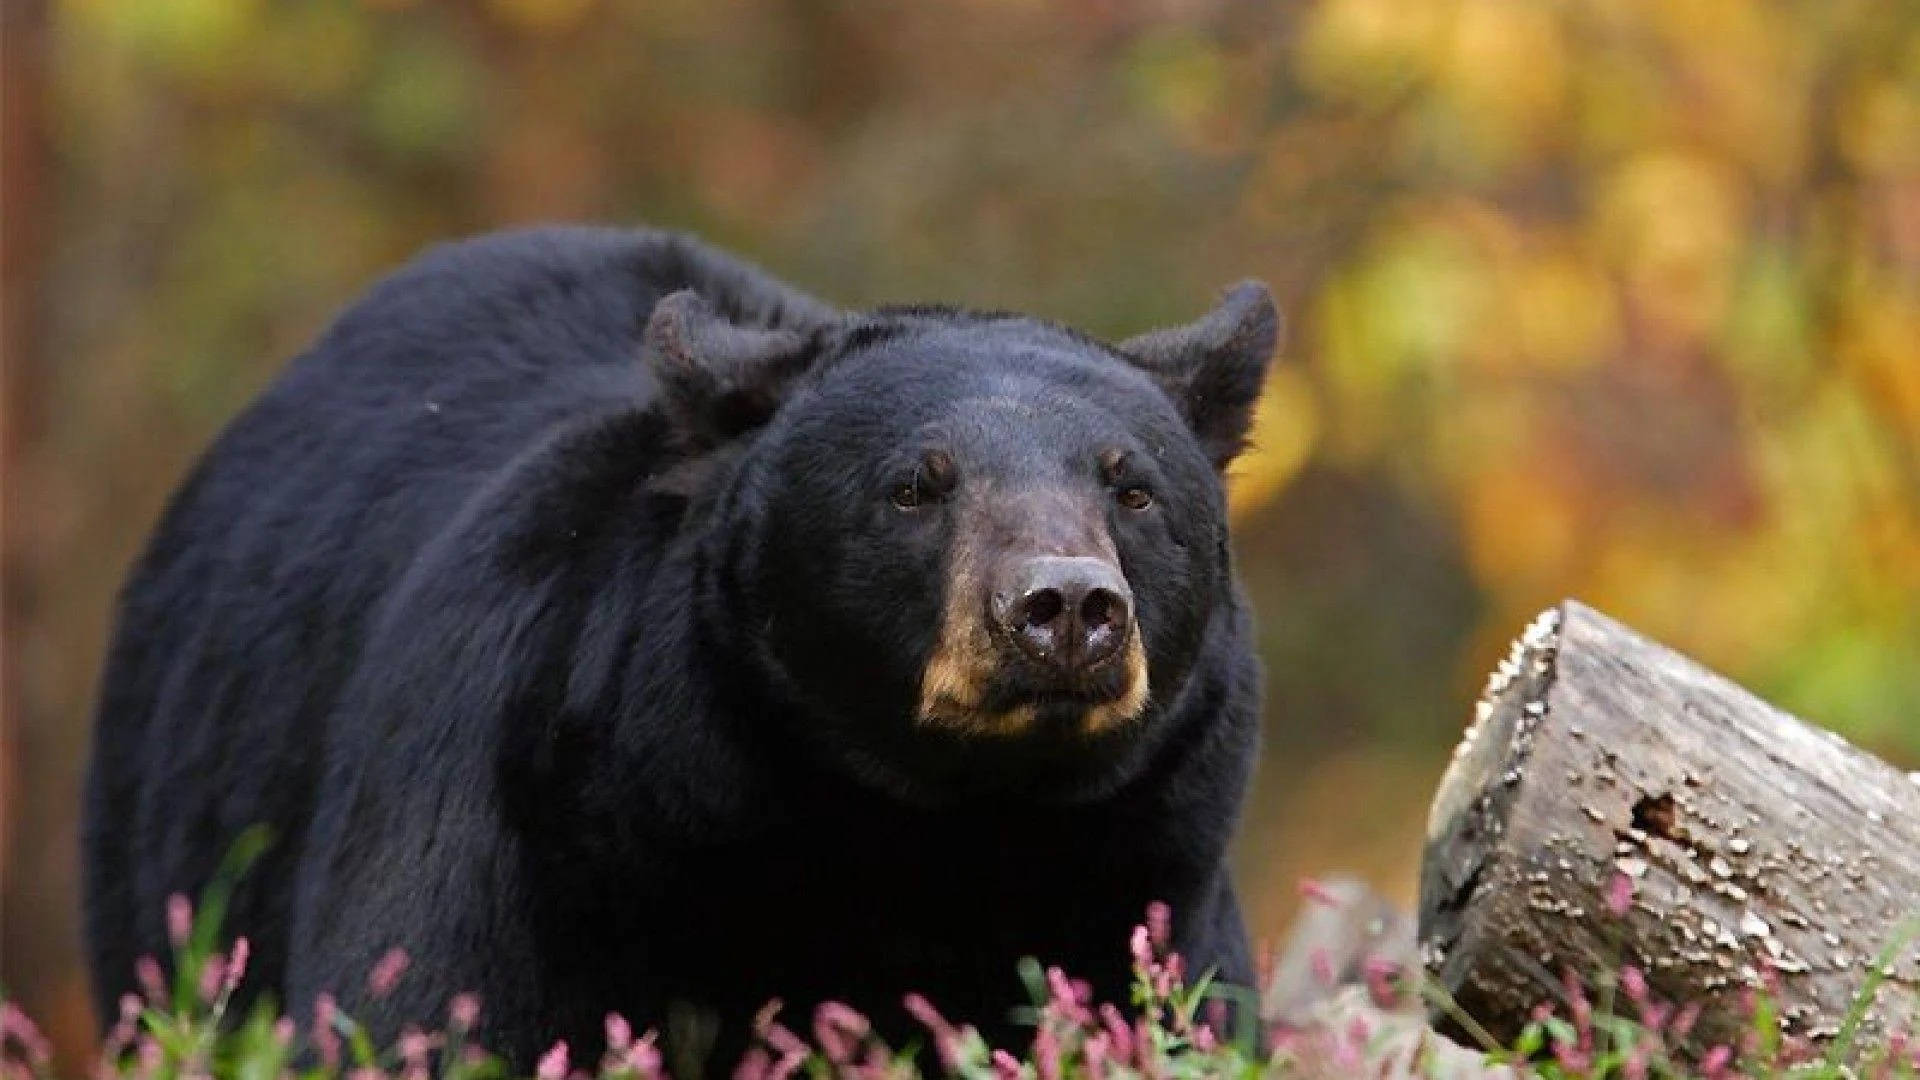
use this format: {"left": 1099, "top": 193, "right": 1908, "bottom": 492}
{"left": 643, "top": 290, "right": 820, "bottom": 450}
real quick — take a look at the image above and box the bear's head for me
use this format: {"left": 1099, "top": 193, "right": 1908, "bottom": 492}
{"left": 646, "top": 284, "right": 1280, "bottom": 804}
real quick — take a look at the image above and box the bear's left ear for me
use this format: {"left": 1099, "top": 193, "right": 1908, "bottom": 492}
{"left": 1118, "top": 281, "right": 1282, "bottom": 470}
{"left": 643, "top": 290, "right": 821, "bottom": 451}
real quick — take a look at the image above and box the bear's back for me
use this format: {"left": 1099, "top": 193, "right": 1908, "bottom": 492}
{"left": 80, "top": 226, "right": 830, "bottom": 1017}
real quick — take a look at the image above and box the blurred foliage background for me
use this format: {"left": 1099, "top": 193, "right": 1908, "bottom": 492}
{"left": 4, "top": 0, "right": 1917, "bottom": 1070}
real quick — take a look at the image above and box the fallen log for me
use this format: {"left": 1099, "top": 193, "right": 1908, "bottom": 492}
{"left": 1419, "top": 600, "right": 1920, "bottom": 1056}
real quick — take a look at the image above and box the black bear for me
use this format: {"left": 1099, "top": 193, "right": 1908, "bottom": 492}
{"left": 83, "top": 226, "right": 1278, "bottom": 1069}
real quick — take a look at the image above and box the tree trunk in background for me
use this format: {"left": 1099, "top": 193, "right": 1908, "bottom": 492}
{"left": 1420, "top": 600, "right": 1920, "bottom": 1058}
{"left": 2, "top": 0, "right": 90, "bottom": 1069}
{"left": 2, "top": 0, "right": 51, "bottom": 870}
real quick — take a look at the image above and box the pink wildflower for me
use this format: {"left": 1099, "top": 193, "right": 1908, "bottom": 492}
{"left": 1083, "top": 1031, "right": 1111, "bottom": 1072}
{"left": 368, "top": 947, "right": 410, "bottom": 997}
{"left": 399, "top": 1028, "right": 435, "bottom": 1069}
{"left": 166, "top": 894, "right": 193, "bottom": 949}
{"left": 1099, "top": 1003, "right": 1134, "bottom": 1060}
{"left": 393, "top": 1031, "right": 434, "bottom": 1080}
{"left": 536, "top": 1041, "right": 569, "bottom": 1080}
{"left": 1903, "top": 1031, "right": 1920, "bottom": 1067}
{"left": 197, "top": 952, "right": 227, "bottom": 1003}
{"left": 1670, "top": 1002, "right": 1701, "bottom": 1040}
{"left": 1700, "top": 1045, "right": 1733, "bottom": 1078}
{"left": 1605, "top": 871, "right": 1634, "bottom": 917}
{"left": 990, "top": 1049, "right": 1023, "bottom": 1080}
{"left": 623, "top": 1035, "right": 664, "bottom": 1080}
{"left": 1044, "top": 966, "right": 1090, "bottom": 1024}
{"left": 1045, "top": 966, "right": 1077, "bottom": 1006}
{"left": 449, "top": 993, "right": 481, "bottom": 1030}
{"left": 0, "top": 1003, "right": 51, "bottom": 1065}
{"left": 1192, "top": 1023, "right": 1217, "bottom": 1053}
{"left": 767, "top": 1048, "right": 805, "bottom": 1080}
{"left": 1331, "top": 1015, "right": 1365, "bottom": 1071}
{"left": 1034, "top": 1025, "right": 1062, "bottom": 1080}
{"left": 1145, "top": 901, "right": 1171, "bottom": 951}
{"left": 760, "top": 1019, "right": 807, "bottom": 1058}
{"left": 98, "top": 994, "right": 142, "bottom": 1068}
{"left": 136, "top": 955, "right": 167, "bottom": 1005}
{"left": 1129, "top": 925, "right": 1153, "bottom": 969}
{"left": 1619, "top": 963, "right": 1648, "bottom": 1006}
{"left": 605, "top": 1013, "right": 633, "bottom": 1053}
{"left": 904, "top": 993, "right": 965, "bottom": 1073}
{"left": 314, "top": 993, "right": 341, "bottom": 1069}
{"left": 1562, "top": 970, "right": 1594, "bottom": 1050}
{"left": 1298, "top": 877, "right": 1342, "bottom": 907}
{"left": 812, "top": 1001, "right": 869, "bottom": 1064}
{"left": 1153, "top": 965, "right": 1174, "bottom": 999}
{"left": 752, "top": 1005, "right": 808, "bottom": 1080}
{"left": 1362, "top": 955, "right": 1401, "bottom": 1008}
{"left": 272, "top": 1017, "right": 296, "bottom": 1047}
{"left": 226, "top": 937, "right": 251, "bottom": 994}
{"left": 1552, "top": 1041, "right": 1592, "bottom": 1073}
{"left": 901, "top": 993, "right": 946, "bottom": 1033}
{"left": 816, "top": 1001, "right": 869, "bottom": 1039}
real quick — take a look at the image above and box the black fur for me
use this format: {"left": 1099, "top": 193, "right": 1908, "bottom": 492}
{"left": 82, "top": 226, "right": 1276, "bottom": 1070}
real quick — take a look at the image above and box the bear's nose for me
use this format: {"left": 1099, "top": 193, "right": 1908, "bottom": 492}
{"left": 992, "top": 556, "right": 1133, "bottom": 675}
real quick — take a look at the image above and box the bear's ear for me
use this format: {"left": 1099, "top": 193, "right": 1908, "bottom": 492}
{"left": 1118, "top": 281, "right": 1282, "bottom": 470}
{"left": 643, "top": 290, "right": 820, "bottom": 450}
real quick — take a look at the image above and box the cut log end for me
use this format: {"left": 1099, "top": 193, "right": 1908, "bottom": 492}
{"left": 1418, "top": 600, "right": 1920, "bottom": 1058}
{"left": 1419, "top": 605, "right": 1564, "bottom": 973}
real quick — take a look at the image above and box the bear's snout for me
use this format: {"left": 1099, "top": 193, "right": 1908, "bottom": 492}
{"left": 991, "top": 555, "right": 1133, "bottom": 676}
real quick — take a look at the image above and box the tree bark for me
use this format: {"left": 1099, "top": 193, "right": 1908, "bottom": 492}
{"left": 1419, "top": 600, "right": 1920, "bottom": 1056}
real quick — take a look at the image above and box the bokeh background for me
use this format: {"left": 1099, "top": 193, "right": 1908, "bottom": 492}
{"left": 4, "top": 0, "right": 1917, "bottom": 1069}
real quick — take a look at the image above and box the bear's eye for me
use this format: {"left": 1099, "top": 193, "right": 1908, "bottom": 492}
{"left": 1117, "top": 486, "right": 1154, "bottom": 511}
{"left": 891, "top": 451, "right": 956, "bottom": 511}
